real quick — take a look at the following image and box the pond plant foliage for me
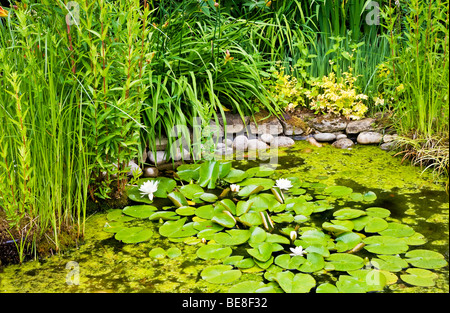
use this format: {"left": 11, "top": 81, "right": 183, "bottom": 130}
{"left": 101, "top": 160, "right": 448, "bottom": 293}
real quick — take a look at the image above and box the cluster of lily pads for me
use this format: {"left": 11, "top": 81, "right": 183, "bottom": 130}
{"left": 103, "top": 160, "right": 448, "bottom": 293}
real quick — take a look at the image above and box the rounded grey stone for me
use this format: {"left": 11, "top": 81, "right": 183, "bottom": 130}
{"left": 143, "top": 167, "right": 159, "bottom": 178}
{"left": 270, "top": 136, "right": 295, "bottom": 147}
{"left": 313, "top": 133, "right": 337, "bottom": 142}
{"left": 332, "top": 138, "right": 355, "bottom": 149}
{"left": 260, "top": 133, "right": 274, "bottom": 144}
{"left": 233, "top": 135, "right": 249, "bottom": 151}
{"left": 248, "top": 139, "right": 269, "bottom": 151}
{"left": 357, "top": 131, "right": 383, "bottom": 144}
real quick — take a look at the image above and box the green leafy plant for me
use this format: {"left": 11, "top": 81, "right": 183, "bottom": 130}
{"left": 305, "top": 71, "right": 369, "bottom": 120}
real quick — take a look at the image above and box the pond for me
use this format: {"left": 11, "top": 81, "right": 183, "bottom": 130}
{"left": 0, "top": 141, "right": 448, "bottom": 293}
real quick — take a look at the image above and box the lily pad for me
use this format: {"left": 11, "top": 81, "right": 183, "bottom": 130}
{"left": 103, "top": 221, "right": 127, "bottom": 233}
{"left": 347, "top": 269, "right": 388, "bottom": 291}
{"left": 298, "top": 252, "right": 325, "bottom": 273}
{"left": 298, "top": 229, "right": 329, "bottom": 246}
{"left": 379, "top": 223, "right": 415, "bottom": 238}
{"left": 246, "top": 166, "right": 276, "bottom": 178}
{"left": 236, "top": 201, "right": 252, "bottom": 216}
{"left": 197, "top": 161, "right": 220, "bottom": 189}
{"left": 201, "top": 265, "right": 241, "bottom": 284}
{"left": 316, "top": 283, "right": 339, "bottom": 293}
{"left": 223, "top": 169, "right": 248, "bottom": 184}
{"left": 400, "top": 268, "right": 439, "bottom": 287}
{"left": 122, "top": 205, "right": 157, "bottom": 219}
{"left": 114, "top": 227, "right": 153, "bottom": 244}
{"left": 223, "top": 256, "right": 255, "bottom": 269}
{"left": 363, "top": 236, "right": 409, "bottom": 255}
{"left": 228, "top": 281, "right": 266, "bottom": 293}
{"left": 107, "top": 209, "right": 135, "bottom": 222}
{"left": 351, "top": 216, "right": 371, "bottom": 231}
{"left": 335, "top": 232, "right": 362, "bottom": 252}
{"left": 323, "top": 220, "right": 354, "bottom": 235}
{"left": 274, "top": 254, "right": 306, "bottom": 270}
{"left": 405, "top": 249, "right": 448, "bottom": 269}
{"left": 240, "top": 178, "right": 275, "bottom": 190}
{"left": 212, "top": 211, "right": 236, "bottom": 228}
{"left": 349, "top": 193, "right": 364, "bottom": 202}
{"left": 195, "top": 205, "right": 215, "bottom": 219}
{"left": 363, "top": 191, "right": 377, "bottom": 202}
{"left": 214, "top": 229, "right": 251, "bottom": 246}
{"left": 333, "top": 208, "right": 366, "bottom": 220}
{"left": 196, "top": 243, "right": 232, "bottom": 260}
{"left": 247, "top": 242, "right": 274, "bottom": 262}
{"left": 167, "top": 191, "right": 189, "bottom": 207}
{"left": 200, "top": 192, "right": 218, "bottom": 203}
{"left": 159, "top": 217, "right": 199, "bottom": 238}
{"left": 248, "top": 194, "right": 281, "bottom": 212}
{"left": 175, "top": 206, "right": 197, "bottom": 216}
{"left": 179, "top": 184, "right": 204, "bottom": 199}
{"left": 167, "top": 247, "right": 182, "bottom": 259}
{"left": 370, "top": 255, "right": 408, "bottom": 272}
{"left": 404, "top": 232, "right": 427, "bottom": 246}
{"left": 238, "top": 185, "right": 265, "bottom": 197}
{"left": 274, "top": 271, "right": 316, "bottom": 293}
{"left": 149, "top": 247, "right": 167, "bottom": 259}
{"left": 365, "top": 207, "right": 391, "bottom": 218}
{"left": 326, "top": 253, "right": 365, "bottom": 271}
{"left": 364, "top": 217, "right": 389, "bottom": 233}
{"left": 238, "top": 212, "right": 263, "bottom": 227}
{"left": 216, "top": 199, "right": 236, "bottom": 215}
{"left": 335, "top": 275, "right": 367, "bottom": 293}
{"left": 271, "top": 213, "right": 294, "bottom": 224}
{"left": 148, "top": 211, "right": 180, "bottom": 221}
{"left": 323, "top": 185, "right": 353, "bottom": 197}
{"left": 249, "top": 227, "right": 267, "bottom": 244}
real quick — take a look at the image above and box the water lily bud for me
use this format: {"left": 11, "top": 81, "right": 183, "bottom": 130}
{"left": 201, "top": 238, "right": 207, "bottom": 244}
{"left": 290, "top": 230, "right": 297, "bottom": 241}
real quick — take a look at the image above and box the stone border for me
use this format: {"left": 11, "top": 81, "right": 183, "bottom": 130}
{"left": 136, "top": 112, "right": 398, "bottom": 175}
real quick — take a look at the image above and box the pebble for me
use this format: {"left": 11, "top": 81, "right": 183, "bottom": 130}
{"left": 248, "top": 139, "right": 269, "bottom": 151}
{"left": 270, "top": 136, "right": 295, "bottom": 147}
{"left": 143, "top": 167, "right": 159, "bottom": 178}
{"left": 332, "top": 138, "right": 355, "bottom": 149}
{"left": 233, "top": 135, "right": 249, "bottom": 151}
{"left": 357, "top": 131, "right": 383, "bottom": 144}
{"left": 148, "top": 151, "right": 169, "bottom": 165}
{"left": 260, "top": 133, "right": 274, "bottom": 144}
{"left": 313, "top": 133, "right": 337, "bottom": 142}
{"left": 346, "top": 118, "right": 375, "bottom": 134}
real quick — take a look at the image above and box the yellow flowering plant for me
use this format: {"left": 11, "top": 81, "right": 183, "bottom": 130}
{"left": 261, "top": 66, "right": 307, "bottom": 113}
{"left": 305, "top": 71, "right": 369, "bottom": 120}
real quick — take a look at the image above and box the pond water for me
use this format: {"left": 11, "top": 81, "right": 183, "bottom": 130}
{"left": 0, "top": 141, "right": 448, "bottom": 293}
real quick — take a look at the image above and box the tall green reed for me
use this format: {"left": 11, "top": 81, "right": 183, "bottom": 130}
{"left": 0, "top": 2, "right": 90, "bottom": 260}
{"left": 379, "top": 0, "right": 449, "bottom": 137}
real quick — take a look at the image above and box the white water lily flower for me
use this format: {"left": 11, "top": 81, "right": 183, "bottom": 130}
{"left": 230, "top": 184, "right": 240, "bottom": 192}
{"left": 289, "top": 246, "right": 306, "bottom": 257}
{"left": 276, "top": 178, "right": 293, "bottom": 190}
{"left": 139, "top": 180, "right": 159, "bottom": 201}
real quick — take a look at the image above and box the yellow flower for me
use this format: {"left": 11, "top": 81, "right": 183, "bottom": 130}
{"left": 224, "top": 49, "right": 234, "bottom": 65}
{"left": 0, "top": 6, "right": 8, "bottom": 17}
{"left": 396, "top": 83, "right": 405, "bottom": 92}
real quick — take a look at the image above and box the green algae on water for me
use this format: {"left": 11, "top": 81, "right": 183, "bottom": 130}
{"left": 0, "top": 142, "right": 448, "bottom": 293}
